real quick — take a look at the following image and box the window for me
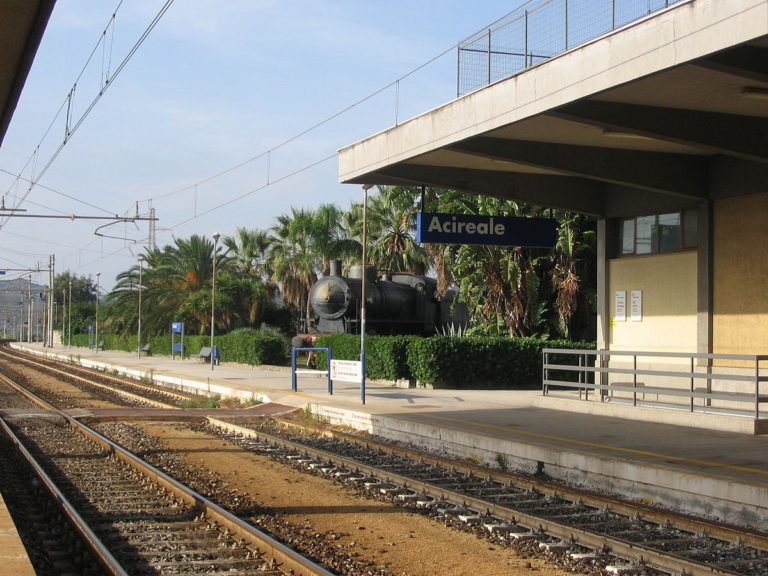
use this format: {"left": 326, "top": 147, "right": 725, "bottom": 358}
{"left": 621, "top": 219, "right": 635, "bottom": 255}
{"left": 658, "top": 213, "right": 681, "bottom": 252}
{"left": 618, "top": 209, "right": 697, "bottom": 256}
{"left": 636, "top": 215, "right": 655, "bottom": 254}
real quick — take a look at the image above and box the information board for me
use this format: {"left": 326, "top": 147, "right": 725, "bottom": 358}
{"left": 330, "top": 359, "right": 362, "bottom": 383}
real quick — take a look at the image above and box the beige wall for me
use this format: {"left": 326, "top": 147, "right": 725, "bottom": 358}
{"left": 608, "top": 252, "right": 697, "bottom": 353}
{"left": 713, "top": 192, "right": 768, "bottom": 355}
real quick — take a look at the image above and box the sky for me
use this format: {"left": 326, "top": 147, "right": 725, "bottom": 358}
{"left": 0, "top": 0, "right": 524, "bottom": 291}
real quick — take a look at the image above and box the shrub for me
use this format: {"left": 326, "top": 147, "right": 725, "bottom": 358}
{"left": 407, "top": 336, "right": 594, "bottom": 389}
{"left": 73, "top": 330, "right": 593, "bottom": 387}
{"left": 314, "top": 334, "right": 414, "bottom": 381}
{"left": 72, "top": 327, "right": 288, "bottom": 366}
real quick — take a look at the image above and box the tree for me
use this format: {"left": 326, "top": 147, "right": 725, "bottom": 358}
{"left": 104, "top": 235, "right": 252, "bottom": 336}
{"left": 223, "top": 227, "right": 271, "bottom": 277}
{"left": 549, "top": 212, "right": 596, "bottom": 340}
{"left": 311, "top": 204, "right": 361, "bottom": 275}
{"left": 266, "top": 208, "right": 320, "bottom": 330}
{"left": 423, "top": 191, "right": 594, "bottom": 339}
{"left": 53, "top": 272, "right": 99, "bottom": 335}
{"left": 365, "top": 186, "right": 429, "bottom": 274}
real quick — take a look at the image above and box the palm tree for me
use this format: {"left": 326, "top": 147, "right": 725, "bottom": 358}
{"left": 223, "top": 227, "right": 271, "bottom": 277}
{"left": 366, "top": 186, "right": 429, "bottom": 274}
{"left": 106, "top": 235, "right": 234, "bottom": 336}
{"left": 312, "top": 204, "right": 360, "bottom": 275}
{"left": 266, "top": 208, "right": 320, "bottom": 329}
{"left": 549, "top": 212, "right": 596, "bottom": 339}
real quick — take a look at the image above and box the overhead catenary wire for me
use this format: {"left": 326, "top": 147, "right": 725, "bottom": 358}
{"left": 9, "top": 3, "right": 532, "bottom": 279}
{"left": 1, "top": 0, "right": 175, "bottom": 230}
{"left": 0, "top": 168, "right": 114, "bottom": 215}
{"left": 148, "top": 37, "right": 461, "bottom": 203}
{"left": 2, "top": 1, "right": 126, "bottom": 203}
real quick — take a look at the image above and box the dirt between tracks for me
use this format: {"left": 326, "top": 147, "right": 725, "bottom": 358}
{"left": 137, "top": 422, "right": 573, "bottom": 576}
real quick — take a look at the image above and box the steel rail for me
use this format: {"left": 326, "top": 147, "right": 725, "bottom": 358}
{"left": 288, "top": 419, "right": 768, "bottom": 552}
{"left": 209, "top": 417, "right": 766, "bottom": 576}
{"left": 0, "top": 414, "right": 128, "bottom": 576}
{"left": 0, "top": 371, "right": 335, "bottom": 576}
{"left": 0, "top": 347, "right": 187, "bottom": 407}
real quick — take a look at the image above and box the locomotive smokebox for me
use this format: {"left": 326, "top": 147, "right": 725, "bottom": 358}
{"left": 310, "top": 275, "right": 350, "bottom": 321}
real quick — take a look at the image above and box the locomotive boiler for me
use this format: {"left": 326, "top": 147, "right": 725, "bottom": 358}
{"left": 309, "top": 262, "right": 468, "bottom": 335}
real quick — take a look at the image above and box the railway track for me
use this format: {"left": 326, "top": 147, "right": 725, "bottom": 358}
{"left": 3, "top": 346, "right": 767, "bottom": 575}
{"left": 206, "top": 418, "right": 768, "bottom": 576}
{"left": 0, "top": 346, "right": 189, "bottom": 407}
{"left": 0, "top": 370, "right": 334, "bottom": 576}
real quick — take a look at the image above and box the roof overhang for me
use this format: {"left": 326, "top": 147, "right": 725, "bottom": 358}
{"left": 339, "top": 0, "right": 768, "bottom": 218}
{"left": 0, "top": 0, "right": 57, "bottom": 146}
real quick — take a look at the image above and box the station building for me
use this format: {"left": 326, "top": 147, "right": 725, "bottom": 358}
{"left": 339, "top": 0, "right": 768, "bottom": 369}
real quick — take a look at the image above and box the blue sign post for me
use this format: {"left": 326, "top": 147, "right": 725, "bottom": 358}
{"left": 416, "top": 212, "right": 557, "bottom": 247}
{"left": 171, "top": 322, "right": 185, "bottom": 359}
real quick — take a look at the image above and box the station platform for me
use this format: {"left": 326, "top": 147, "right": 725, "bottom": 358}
{"left": 0, "top": 496, "right": 35, "bottom": 576}
{"left": 7, "top": 342, "right": 768, "bottom": 533}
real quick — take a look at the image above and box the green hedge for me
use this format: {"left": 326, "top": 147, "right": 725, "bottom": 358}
{"left": 314, "top": 334, "right": 593, "bottom": 388}
{"left": 73, "top": 330, "right": 593, "bottom": 388}
{"left": 72, "top": 328, "right": 287, "bottom": 366}
{"left": 407, "top": 336, "right": 594, "bottom": 388}
{"left": 314, "top": 334, "right": 414, "bottom": 381}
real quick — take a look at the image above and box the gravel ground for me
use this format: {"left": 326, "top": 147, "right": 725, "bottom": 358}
{"left": 2, "top": 360, "right": 581, "bottom": 576}
{"left": 122, "top": 421, "right": 578, "bottom": 576}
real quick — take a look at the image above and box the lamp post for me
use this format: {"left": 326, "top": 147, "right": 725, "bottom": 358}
{"left": 68, "top": 280, "right": 72, "bottom": 348}
{"left": 95, "top": 272, "right": 101, "bottom": 351}
{"left": 360, "top": 184, "right": 374, "bottom": 405}
{"left": 137, "top": 255, "right": 145, "bottom": 358}
{"left": 210, "top": 232, "right": 220, "bottom": 370}
{"left": 27, "top": 275, "right": 32, "bottom": 343}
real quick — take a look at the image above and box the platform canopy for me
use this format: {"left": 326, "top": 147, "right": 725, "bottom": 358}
{"left": 0, "top": 0, "right": 56, "bottom": 146}
{"left": 339, "top": 0, "right": 768, "bottom": 218}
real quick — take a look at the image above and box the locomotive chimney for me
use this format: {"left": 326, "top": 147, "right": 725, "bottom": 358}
{"left": 329, "top": 260, "right": 342, "bottom": 276}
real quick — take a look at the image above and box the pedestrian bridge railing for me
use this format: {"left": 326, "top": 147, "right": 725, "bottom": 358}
{"left": 542, "top": 349, "right": 768, "bottom": 419}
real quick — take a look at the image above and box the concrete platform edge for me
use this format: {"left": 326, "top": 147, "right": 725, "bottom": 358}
{"left": 310, "top": 403, "right": 768, "bottom": 529}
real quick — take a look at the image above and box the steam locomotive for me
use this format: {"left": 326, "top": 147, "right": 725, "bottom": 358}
{"left": 309, "top": 262, "right": 468, "bottom": 336}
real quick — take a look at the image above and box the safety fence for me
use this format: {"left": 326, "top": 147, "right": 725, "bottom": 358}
{"left": 458, "top": 0, "right": 688, "bottom": 96}
{"left": 542, "top": 348, "right": 768, "bottom": 419}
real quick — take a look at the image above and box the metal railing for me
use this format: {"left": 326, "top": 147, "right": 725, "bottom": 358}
{"left": 542, "top": 348, "right": 768, "bottom": 419}
{"left": 458, "top": 0, "right": 688, "bottom": 96}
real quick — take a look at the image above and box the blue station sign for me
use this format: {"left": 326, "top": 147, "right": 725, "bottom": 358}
{"left": 416, "top": 212, "right": 557, "bottom": 248}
